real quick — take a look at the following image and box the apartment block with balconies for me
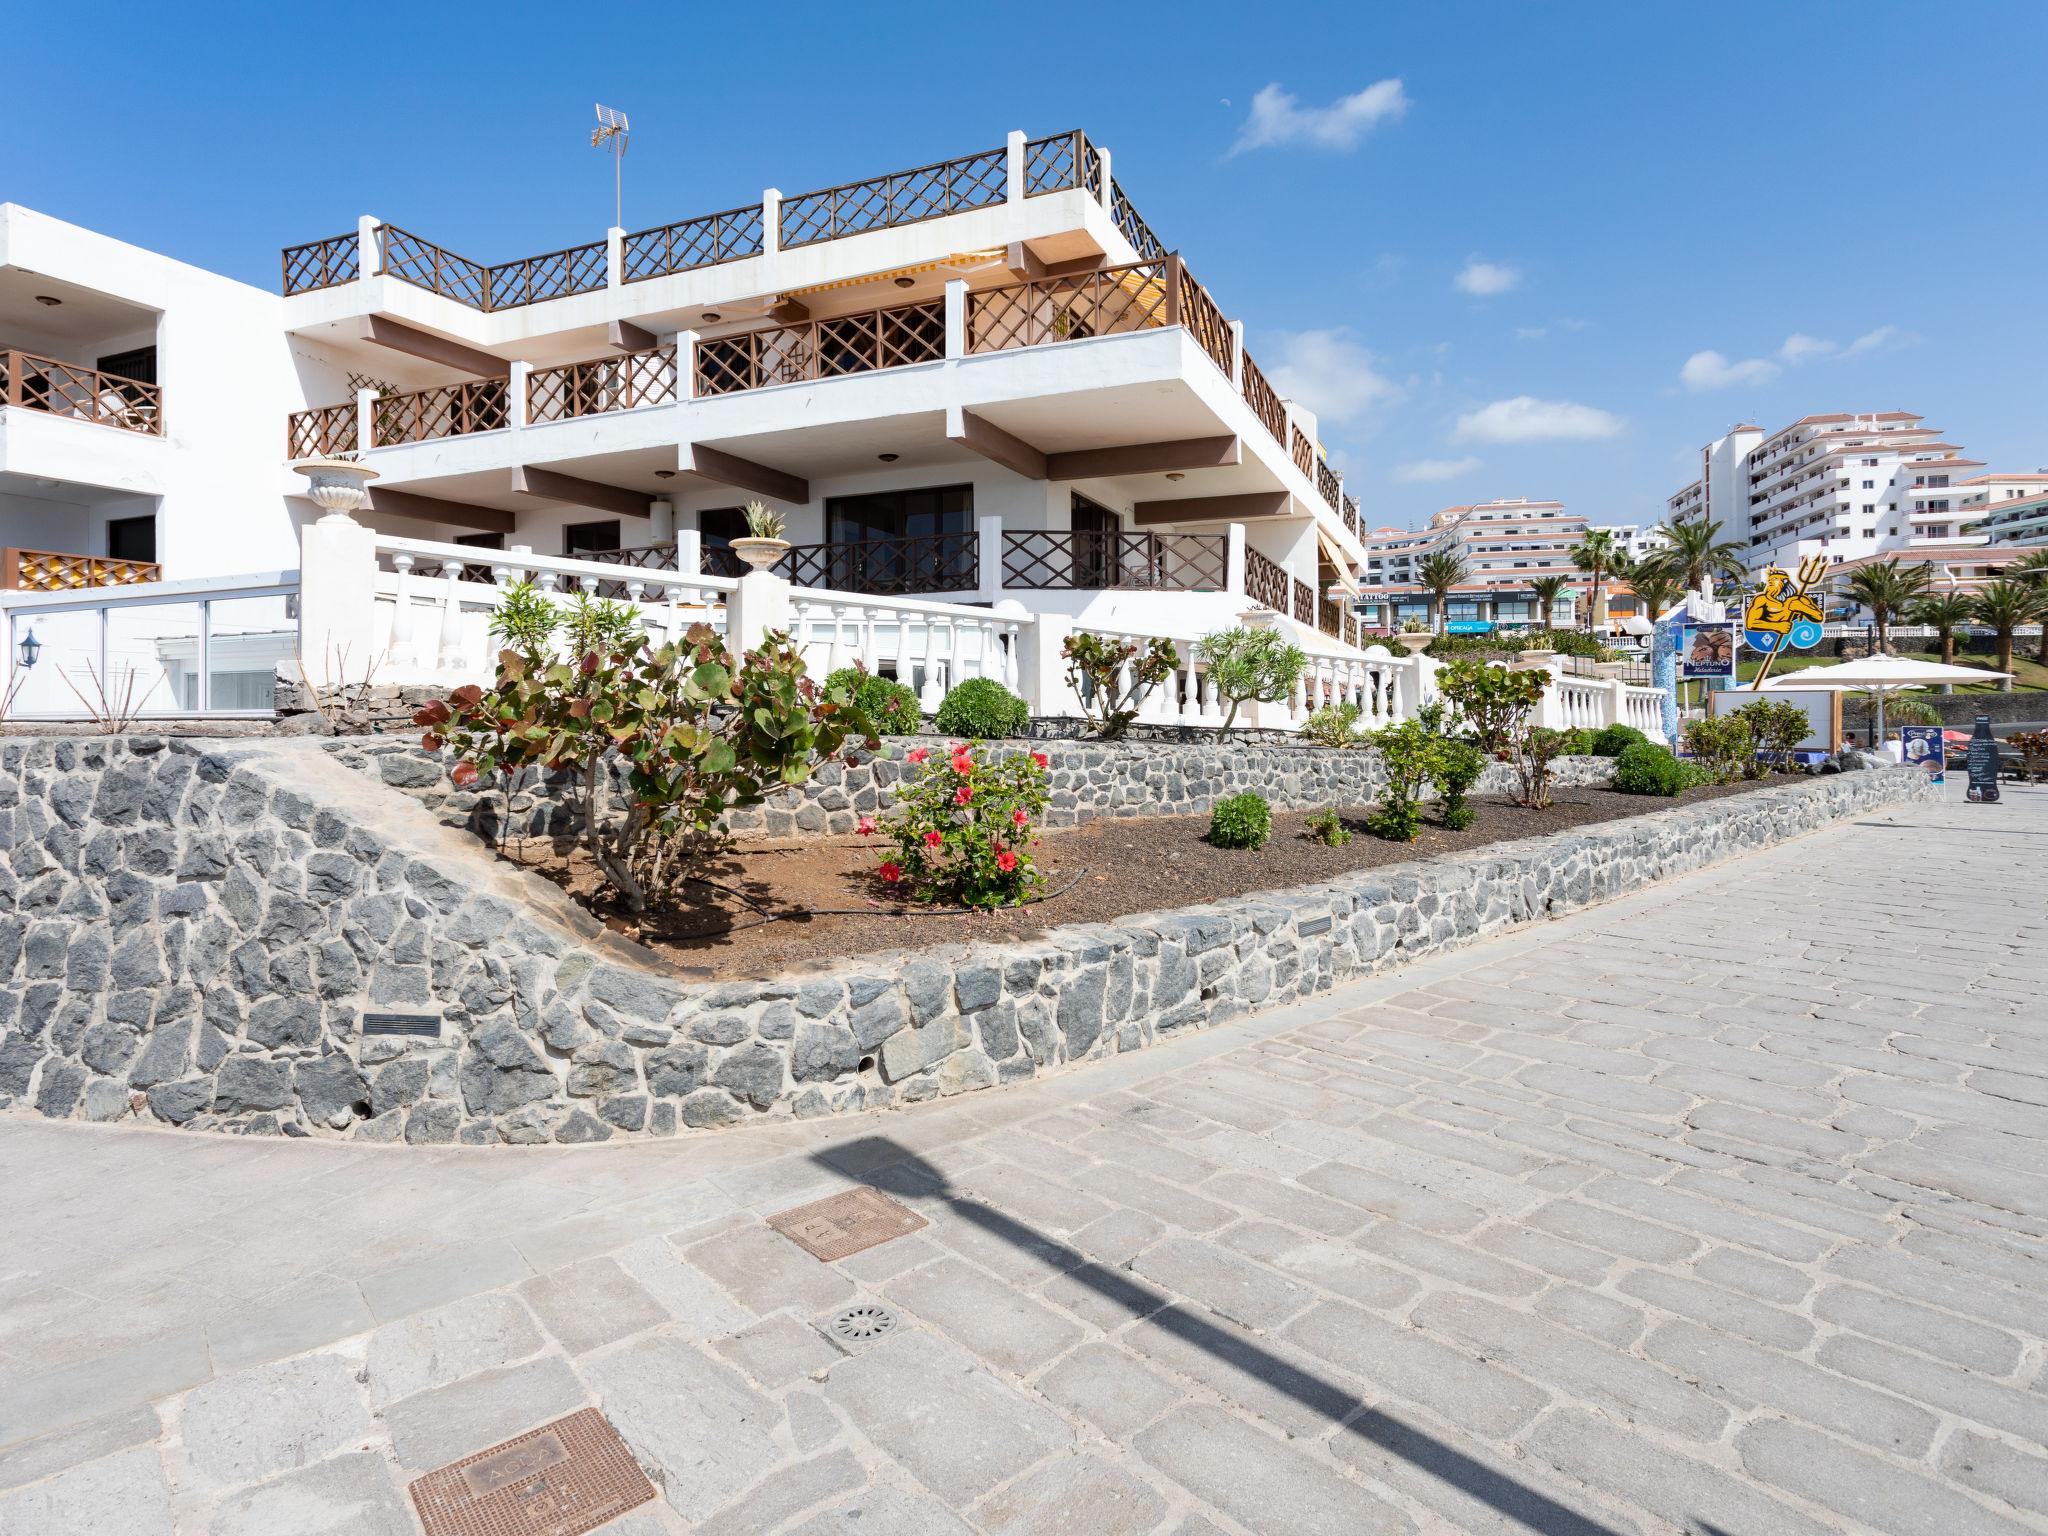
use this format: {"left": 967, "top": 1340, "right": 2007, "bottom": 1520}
{"left": 271, "top": 129, "right": 1375, "bottom": 648}
{"left": 1352, "top": 498, "right": 1595, "bottom": 630}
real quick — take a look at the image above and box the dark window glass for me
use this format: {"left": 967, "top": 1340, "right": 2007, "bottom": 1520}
{"left": 563, "top": 521, "right": 621, "bottom": 557}
{"left": 698, "top": 506, "right": 747, "bottom": 549}
{"left": 97, "top": 346, "right": 157, "bottom": 385}
{"left": 106, "top": 515, "right": 156, "bottom": 563}
{"left": 825, "top": 485, "right": 972, "bottom": 543}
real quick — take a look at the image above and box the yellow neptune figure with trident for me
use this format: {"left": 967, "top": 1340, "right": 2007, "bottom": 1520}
{"left": 1742, "top": 554, "right": 1829, "bottom": 690}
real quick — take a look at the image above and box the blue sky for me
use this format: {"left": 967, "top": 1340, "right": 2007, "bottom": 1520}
{"left": 14, "top": 0, "right": 2046, "bottom": 531}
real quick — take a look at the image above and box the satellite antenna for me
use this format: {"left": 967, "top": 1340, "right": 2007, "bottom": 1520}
{"left": 592, "top": 104, "right": 629, "bottom": 228}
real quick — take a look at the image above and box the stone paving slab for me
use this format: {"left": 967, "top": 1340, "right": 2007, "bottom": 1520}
{"left": 2, "top": 780, "right": 2046, "bottom": 1533}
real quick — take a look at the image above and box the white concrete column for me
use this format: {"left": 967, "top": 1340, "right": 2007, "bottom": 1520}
{"left": 648, "top": 499, "right": 676, "bottom": 543}
{"left": 357, "top": 215, "right": 382, "bottom": 278}
{"left": 761, "top": 189, "right": 782, "bottom": 257}
{"left": 1226, "top": 523, "right": 1247, "bottom": 595}
{"left": 944, "top": 279, "right": 968, "bottom": 360}
{"left": 298, "top": 517, "right": 380, "bottom": 688}
{"left": 1095, "top": 148, "right": 1113, "bottom": 211}
{"left": 507, "top": 361, "right": 532, "bottom": 430}
{"left": 1006, "top": 130, "right": 1026, "bottom": 203}
{"left": 726, "top": 567, "right": 792, "bottom": 652}
{"left": 675, "top": 525, "right": 701, "bottom": 576}
{"left": 354, "top": 388, "right": 378, "bottom": 453}
{"left": 606, "top": 226, "right": 624, "bottom": 289}
{"left": 1601, "top": 678, "right": 1627, "bottom": 728}
{"left": 976, "top": 513, "right": 1002, "bottom": 601}
{"left": 1228, "top": 319, "right": 1244, "bottom": 389}
{"left": 1015, "top": 610, "right": 1071, "bottom": 717}
{"left": 675, "top": 329, "right": 700, "bottom": 401}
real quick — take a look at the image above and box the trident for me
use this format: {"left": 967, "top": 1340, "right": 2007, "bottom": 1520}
{"left": 1748, "top": 553, "right": 1830, "bottom": 692}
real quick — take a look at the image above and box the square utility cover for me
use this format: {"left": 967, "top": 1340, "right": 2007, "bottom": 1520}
{"left": 409, "top": 1406, "right": 655, "bottom": 1536}
{"left": 768, "top": 1186, "right": 928, "bottom": 1261}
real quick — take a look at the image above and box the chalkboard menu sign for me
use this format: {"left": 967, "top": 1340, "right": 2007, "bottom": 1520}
{"left": 1965, "top": 714, "right": 2001, "bottom": 803}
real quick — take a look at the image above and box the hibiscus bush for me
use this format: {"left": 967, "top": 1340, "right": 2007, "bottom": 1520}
{"left": 870, "top": 742, "right": 1051, "bottom": 907}
{"left": 418, "top": 624, "right": 873, "bottom": 911}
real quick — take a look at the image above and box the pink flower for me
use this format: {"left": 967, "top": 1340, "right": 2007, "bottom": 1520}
{"left": 950, "top": 751, "right": 974, "bottom": 775}
{"left": 879, "top": 862, "right": 902, "bottom": 883}
{"left": 954, "top": 784, "right": 973, "bottom": 806}
{"left": 906, "top": 748, "right": 928, "bottom": 765}
{"left": 1011, "top": 810, "right": 1029, "bottom": 827}
{"left": 856, "top": 816, "right": 877, "bottom": 837}
{"left": 996, "top": 849, "right": 1018, "bottom": 873}
{"left": 923, "top": 829, "right": 943, "bottom": 849}
{"left": 1030, "top": 751, "right": 1048, "bottom": 769}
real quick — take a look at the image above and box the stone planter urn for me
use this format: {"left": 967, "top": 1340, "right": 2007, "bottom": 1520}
{"left": 292, "top": 457, "right": 378, "bottom": 523}
{"left": 1395, "top": 632, "right": 1434, "bottom": 656}
{"left": 1516, "top": 647, "right": 1557, "bottom": 668}
{"left": 728, "top": 536, "right": 790, "bottom": 571}
{"left": 1592, "top": 660, "right": 1629, "bottom": 679}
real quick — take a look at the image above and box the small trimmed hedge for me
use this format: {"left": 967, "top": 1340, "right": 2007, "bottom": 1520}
{"left": 1612, "top": 742, "right": 1704, "bottom": 797}
{"left": 1589, "top": 723, "right": 1651, "bottom": 757}
{"left": 934, "top": 677, "right": 1030, "bottom": 739}
{"left": 824, "top": 667, "right": 921, "bottom": 736}
{"left": 1207, "top": 792, "right": 1272, "bottom": 850}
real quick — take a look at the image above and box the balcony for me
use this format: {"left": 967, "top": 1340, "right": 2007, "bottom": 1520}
{"left": 4, "top": 547, "right": 162, "bottom": 591}
{"left": 1, "top": 350, "right": 163, "bottom": 436}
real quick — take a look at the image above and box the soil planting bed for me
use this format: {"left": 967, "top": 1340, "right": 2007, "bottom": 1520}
{"left": 499, "top": 776, "right": 1797, "bottom": 981}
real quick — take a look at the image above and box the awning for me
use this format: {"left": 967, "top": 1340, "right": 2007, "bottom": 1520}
{"left": 784, "top": 250, "right": 1008, "bottom": 300}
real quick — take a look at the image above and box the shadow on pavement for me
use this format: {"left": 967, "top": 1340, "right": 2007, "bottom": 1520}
{"left": 813, "top": 1135, "right": 1625, "bottom": 1536}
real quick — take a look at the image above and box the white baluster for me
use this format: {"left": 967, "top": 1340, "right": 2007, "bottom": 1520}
{"left": 437, "top": 562, "right": 467, "bottom": 672}
{"left": 1178, "top": 656, "right": 1203, "bottom": 726}
{"left": 922, "top": 617, "right": 950, "bottom": 710}
{"left": 535, "top": 565, "right": 560, "bottom": 595}
{"left": 895, "top": 614, "right": 913, "bottom": 696}
{"left": 827, "top": 605, "right": 849, "bottom": 677}
{"left": 389, "top": 554, "right": 416, "bottom": 669}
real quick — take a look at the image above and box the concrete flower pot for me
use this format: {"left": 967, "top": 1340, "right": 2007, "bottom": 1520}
{"left": 729, "top": 537, "right": 790, "bottom": 571}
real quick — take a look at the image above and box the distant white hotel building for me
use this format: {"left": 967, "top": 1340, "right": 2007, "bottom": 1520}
{"left": 1354, "top": 498, "right": 1628, "bottom": 630}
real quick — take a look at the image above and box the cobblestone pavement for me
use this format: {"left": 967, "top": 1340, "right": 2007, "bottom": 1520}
{"left": 3, "top": 780, "right": 2044, "bottom": 1535}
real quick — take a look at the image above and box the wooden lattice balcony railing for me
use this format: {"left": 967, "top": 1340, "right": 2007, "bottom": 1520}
{"left": 3, "top": 547, "right": 162, "bottom": 591}
{"left": 1315, "top": 456, "right": 1341, "bottom": 511}
{"left": 528, "top": 348, "right": 678, "bottom": 423}
{"left": 1343, "top": 494, "right": 1361, "bottom": 539}
{"left": 1179, "top": 272, "right": 1234, "bottom": 378}
{"left": 486, "top": 241, "right": 609, "bottom": 309}
{"left": 1293, "top": 577, "right": 1315, "bottom": 626}
{"left": 780, "top": 146, "right": 1009, "bottom": 248}
{"left": 376, "top": 225, "right": 491, "bottom": 309}
{"left": 1317, "top": 596, "right": 1342, "bottom": 639}
{"left": 1291, "top": 425, "right": 1315, "bottom": 480}
{"left": 684, "top": 534, "right": 979, "bottom": 594}
{"left": 967, "top": 261, "right": 1176, "bottom": 353}
{"left": 1110, "top": 178, "right": 1166, "bottom": 263}
{"left": 1244, "top": 548, "right": 1288, "bottom": 613}
{"left": 1021, "top": 130, "right": 1102, "bottom": 197}
{"left": 621, "top": 205, "right": 765, "bottom": 282}
{"left": 370, "top": 379, "right": 511, "bottom": 446}
{"left": 286, "top": 402, "right": 358, "bottom": 459}
{"left": 1, "top": 350, "right": 164, "bottom": 436}
{"left": 281, "top": 233, "right": 360, "bottom": 295}
{"left": 693, "top": 301, "right": 945, "bottom": 396}
{"left": 1001, "top": 530, "right": 1226, "bottom": 592}
{"left": 1240, "top": 352, "right": 1286, "bottom": 447}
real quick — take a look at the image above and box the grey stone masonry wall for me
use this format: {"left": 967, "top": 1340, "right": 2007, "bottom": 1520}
{"left": 329, "top": 737, "right": 1620, "bottom": 843}
{"left": 0, "top": 732, "right": 1933, "bottom": 1145}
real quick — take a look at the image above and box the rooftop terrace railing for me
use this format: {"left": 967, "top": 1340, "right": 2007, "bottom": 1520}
{"left": 779, "top": 145, "right": 1008, "bottom": 248}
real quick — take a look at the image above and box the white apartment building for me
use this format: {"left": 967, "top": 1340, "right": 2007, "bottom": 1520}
{"left": 1956, "top": 473, "right": 2048, "bottom": 548}
{"left": 1667, "top": 412, "right": 1991, "bottom": 578}
{"left": 1353, "top": 498, "right": 1610, "bottom": 630}
{"left": 2, "top": 131, "right": 1387, "bottom": 700}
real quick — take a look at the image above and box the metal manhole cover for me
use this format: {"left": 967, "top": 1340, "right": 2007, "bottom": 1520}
{"left": 829, "top": 1303, "right": 899, "bottom": 1342}
{"left": 767, "top": 1186, "right": 928, "bottom": 1262}
{"left": 408, "top": 1407, "right": 655, "bottom": 1536}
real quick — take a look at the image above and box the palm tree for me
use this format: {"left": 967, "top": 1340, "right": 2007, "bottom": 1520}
{"left": 1527, "top": 574, "right": 1572, "bottom": 630}
{"left": 1970, "top": 578, "right": 2041, "bottom": 690}
{"left": 2014, "top": 549, "right": 2048, "bottom": 664}
{"left": 1837, "top": 559, "right": 1932, "bottom": 655}
{"left": 1415, "top": 550, "right": 1470, "bottom": 633}
{"left": 1644, "top": 517, "right": 1747, "bottom": 596}
{"left": 1568, "top": 529, "right": 1620, "bottom": 632}
{"left": 1629, "top": 569, "right": 1684, "bottom": 627}
{"left": 1911, "top": 591, "right": 1974, "bottom": 666}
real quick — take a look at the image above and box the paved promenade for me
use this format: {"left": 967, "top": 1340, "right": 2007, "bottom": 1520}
{"left": 3, "top": 779, "right": 2044, "bottom": 1534}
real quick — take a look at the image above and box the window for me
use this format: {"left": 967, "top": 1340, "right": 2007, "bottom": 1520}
{"left": 97, "top": 346, "right": 158, "bottom": 386}
{"left": 697, "top": 505, "right": 748, "bottom": 551}
{"left": 455, "top": 531, "right": 505, "bottom": 582}
{"left": 563, "top": 521, "right": 621, "bottom": 557}
{"left": 1862, "top": 480, "right": 1874, "bottom": 490}
{"left": 106, "top": 515, "right": 157, "bottom": 563}
{"left": 825, "top": 484, "right": 972, "bottom": 543}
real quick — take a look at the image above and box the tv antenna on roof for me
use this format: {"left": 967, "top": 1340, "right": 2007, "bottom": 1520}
{"left": 592, "top": 104, "right": 629, "bottom": 229}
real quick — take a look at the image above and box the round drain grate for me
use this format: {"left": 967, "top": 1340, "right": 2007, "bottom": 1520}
{"left": 829, "top": 1303, "right": 899, "bottom": 1342}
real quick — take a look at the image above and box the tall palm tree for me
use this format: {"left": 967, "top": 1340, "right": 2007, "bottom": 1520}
{"left": 1837, "top": 559, "right": 1932, "bottom": 655}
{"left": 2015, "top": 549, "right": 2048, "bottom": 664}
{"left": 1970, "top": 578, "right": 2041, "bottom": 689}
{"left": 1415, "top": 550, "right": 1470, "bottom": 633}
{"left": 1628, "top": 569, "right": 1684, "bottom": 627}
{"left": 1568, "top": 529, "right": 1620, "bottom": 632}
{"left": 1527, "top": 574, "right": 1572, "bottom": 630}
{"left": 1911, "top": 591, "right": 1974, "bottom": 666}
{"left": 1645, "top": 517, "right": 1747, "bottom": 595}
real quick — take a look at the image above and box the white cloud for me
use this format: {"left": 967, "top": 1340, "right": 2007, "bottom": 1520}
{"left": 1778, "top": 333, "right": 1837, "bottom": 365}
{"left": 1453, "top": 396, "right": 1624, "bottom": 444}
{"left": 1265, "top": 329, "right": 1405, "bottom": 424}
{"left": 1454, "top": 258, "right": 1521, "bottom": 297}
{"left": 1231, "top": 79, "right": 1410, "bottom": 154}
{"left": 1679, "top": 349, "right": 1780, "bottom": 392}
{"left": 1514, "top": 326, "right": 1548, "bottom": 340}
{"left": 1394, "top": 456, "right": 1482, "bottom": 483}
{"left": 1845, "top": 324, "right": 1902, "bottom": 355}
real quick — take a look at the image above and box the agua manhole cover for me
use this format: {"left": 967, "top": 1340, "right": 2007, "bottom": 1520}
{"left": 768, "top": 1186, "right": 927, "bottom": 1262}
{"left": 829, "top": 1303, "right": 899, "bottom": 1342}
{"left": 408, "top": 1407, "right": 654, "bottom": 1536}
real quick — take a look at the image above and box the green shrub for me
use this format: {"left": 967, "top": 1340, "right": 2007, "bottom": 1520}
{"left": 1364, "top": 719, "right": 1438, "bottom": 841}
{"left": 1201, "top": 627, "right": 1309, "bottom": 738}
{"left": 1436, "top": 658, "right": 1549, "bottom": 753}
{"left": 1427, "top": 628, "right": 1612, "bottom": 662}
{"left": 1555, "top": 727, "right": 1597, "bottom": 757}
{"left": 934, "top": 677, "right": 1029, "bottom": 739}
{"left": 1306, "top": 808, "right": 1351, "bottom": 846}
{"left": 1302, "top": 703, "right": 1363, "bottom": 748}
{"left": 1612, "top": 742, "right": 1702, "bottom": 796}
{"left": 1208, "top": 792, "right": 1272, "bottom": 850}
{"left": 1429, "top": 737, "right": 1486, "bottom": 831}
{"left": 1588, "top": 723, "right": 1650, "bottom": 757}
{"left": 825, "top": 665, "right": 921, "bottom": 736}
{"left": 1682, "top": 715, "right": 1758, "bottom": 784}
{"left": 1728, "top": 699, "right": 1808, "bottom": 769}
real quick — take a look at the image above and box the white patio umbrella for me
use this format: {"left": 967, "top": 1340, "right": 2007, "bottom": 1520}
{"left": 1757, "top": 652, "right": 2011, "bottom": 745}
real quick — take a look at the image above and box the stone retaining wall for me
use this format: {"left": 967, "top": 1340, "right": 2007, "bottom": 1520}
{"left": 0, "top": 735, "right": 1933, "bottom": 1145}
{"left": 330, "top": 737, "right": 1621, "bottom": 842}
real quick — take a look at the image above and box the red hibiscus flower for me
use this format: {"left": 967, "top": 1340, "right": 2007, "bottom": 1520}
{"left": 856, "top": 816, "right": 877, "bottom": 837}
{"left": 879, "top": 862, "right": 902, "bottom": 883}
{"left": 954, "top": 784, "right": 973, "bottom": 806}
{"left": 1011, "top": 809, "right": 1029, "bottom": 827}
{"left": 1030, "top": 751, "right": 1049, "bottom": 769}
{"left": 924, "top": 829, "right": 943, "bottom": 849}
{"left": 906, "top": 748, "right": 928, "bottom": 765}
{"left": 996, "top": 848, "right": 1018, "bottom": 873}
{"left": 950, "top": 751, "right": 974, "bottom": 775}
